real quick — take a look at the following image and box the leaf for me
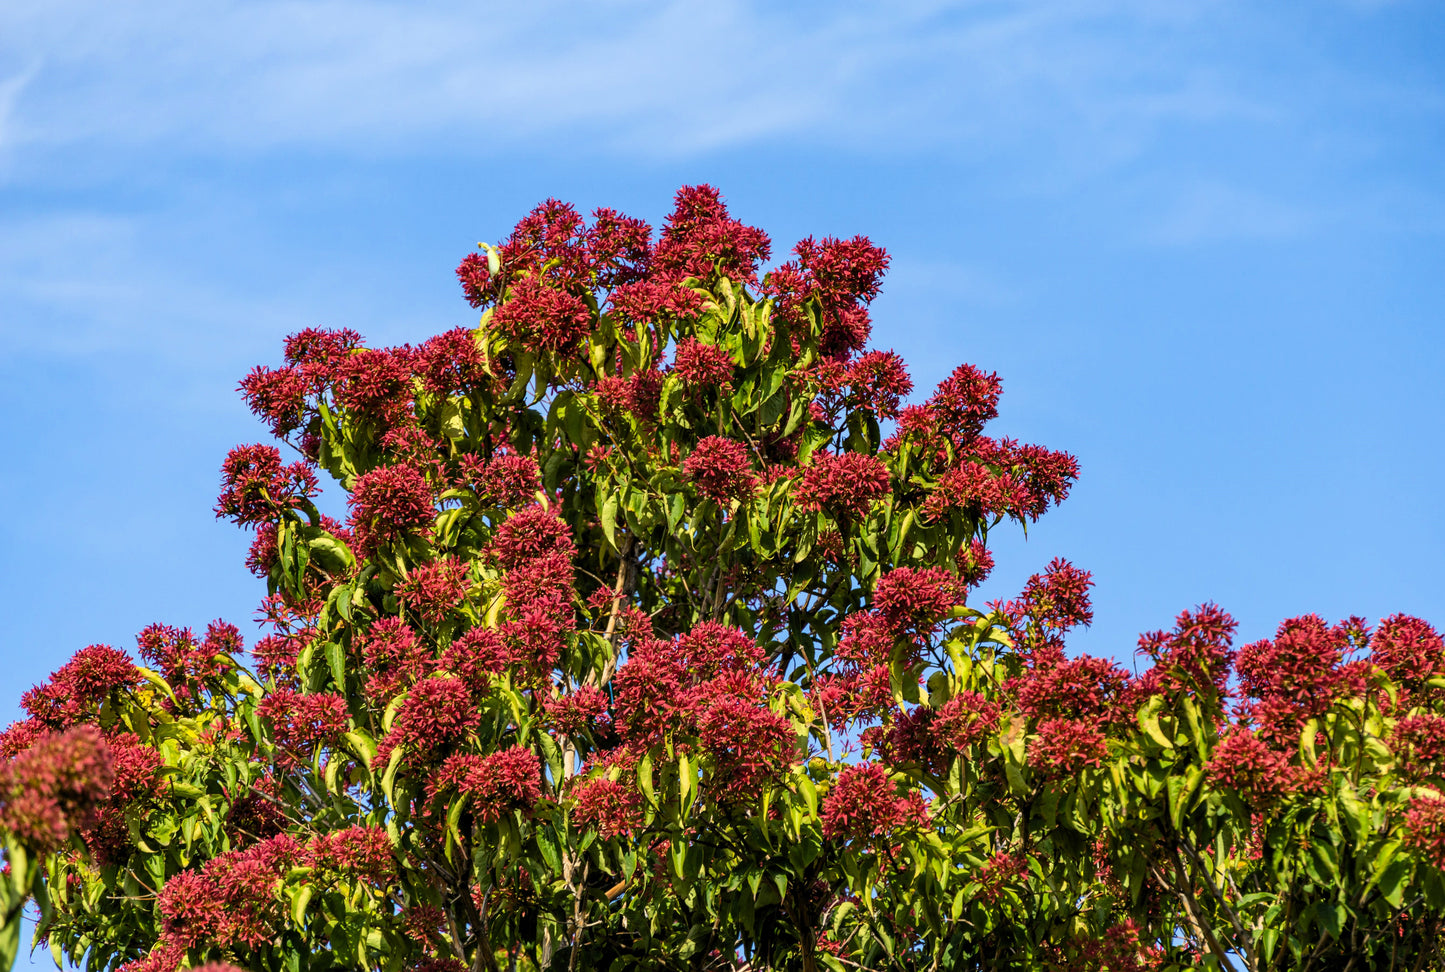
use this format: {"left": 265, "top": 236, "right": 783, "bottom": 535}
{"left": 600, "top": 491, "right": 620, "bottom": 551}
{"left": 1136, "top": 696, "right": 1174, "bottom": 750}
{"left": 326, "top": 640, "right": 347, "bottom": 691}
{"left": 291, "top": 884, "right": 314, "bottom": 926}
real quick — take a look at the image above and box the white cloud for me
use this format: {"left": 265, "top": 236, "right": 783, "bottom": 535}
{"left": 0, "top": 0, "right": 1272, "bottom": 167}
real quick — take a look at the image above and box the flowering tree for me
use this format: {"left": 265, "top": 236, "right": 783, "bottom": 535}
{"left": 2, "top": 186, "right": 1444, "bottom": 972}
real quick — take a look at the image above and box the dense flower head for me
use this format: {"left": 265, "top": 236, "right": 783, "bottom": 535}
{"left": 653, "top": 184, "right": 771, "bottom": 287}
{"left": 1392, "top": 715, "right": 1445, "bottom": 780}
{"left": 395, "top": 557, "right": 472, "bottom": 626}
{"left": 836, "top": 611, "right": 895, "bottom": 667}
{"left": 932, "top": 692, "right": 1002, "bottom": 752}
{"left": 1014, "top": 655, "right": 1132, "bottom": 724}
{"left": 821, "top": 762, "right": 929, "bottom": 840}
{"left": 587, "top": 207, "right": 653, "bottom": 289}
{"left": 489, "top": 276, "right": 593, "bottom": 357}
{"left": 333, "top": 348, "right": 416, "bottom": 427}
{"left": 1077, "top": 920, "right": 1167, "bottom": 972}
{"left": 873, "top": 567, "right": 960, "bottom": 639}
{"left": 107, "top": 733, "right": 164, "bottom": 804}
{"left": 1004, "top": 559, "right": 1095, "bottom": 655}
{"left": 238, "top": 364, "right": 310, "bottom": 437}
{"left": 682, "top": 436, "right": 757, "bottom": 503}
{"left": 670, "top": 622, "right": 766, "bottom": 678}
{"left": 416, "top": 327, "right": 488, "bottom": 396}
{"left": 1404, "top": 794, "right": 1445, "bottom": 870}
{"left": 571, "top": 777, "right": 642, "bottom": 839}
{"left": 374, "top": 677, "right": 479, "bottom": 767}
{"left": 157, "top": 833, "right": 300, "bottom": 950}
{"left": 215, "top": 444, "right": 319, "bottom": 526}
{"left": 975, "top": 851, "right": 1029, "bottom": 903}
{"left": 284, "top": 326, "right": 364, "bottom": 368}
{"left": 765, "top": 236, "right": 889, "bottom": 358}
{"left": 251, "top": 631, "right": 305, "bottom": 682}
{"left": 847, "top": 350, "right": 913, "bottom": 420}
{"left": 306, "top": 825, "right": 395, "bottom": 886}
{"left": 0, "top": 718, "right": 46, "bottom": 762}
{"left": 0, "top": 725, "right": 114, "bottom": 852}
{"left": 1204, "top": 729, "right": 1297, "bottom": 806}
{"left": 499, "top": 552, "right": 577, "bottom": 678}
{"left": 1373, "top": 614, "right": 1445, "bottom": 690}
{"left": 21, "top": 643, "right": 140, "bottom": 728}
{"left": 959, "top": 538, "right": 995, "bottom": 587}
{"left": 256, "top": 689, "right": 349, "bottom": 759}
{"left": 137, "top": 622, "right": 231, "bottom": 692}
{"left": 488, "top": 504, "right": 575, "bottom": 570}
{"left": 671, "top": 337, "right": 735, "bottom": 392}
{"left": 795, "top": 451, "right": 891, "bottom": 520}
{"left": 691, "top": 675, "right": 795, "bottom": 800}
{"left": 457, "top": 251, "right": 493, "bottom": 308}
{"left": 544, "top": 685, "right": 611, "bottom": 737}
{"left": 477, "top": 452, "right": 541, "bottom": 507}
{"left": 435, "top": 746, "right": 542, "bottom": 824}
{"left": 924, "top": 461, "right": 1006, "bottom": 521}
{"left": 1136, "top": 603, "right": 1238, "bottom": 697}
{"left": 348, "top": 463, "right": 435, "bottom": 557}
{"left": 1236, "top": 614, "right": 1351, "bottom": 739}
{"left": 607, "top": 278, "right": 706, "bottom": 327}
{"left": 927, "top": 363, "right": 1002, "bottom": 445}
{"left": 1030, "top": 718, "right": 1108, "bottom": 777}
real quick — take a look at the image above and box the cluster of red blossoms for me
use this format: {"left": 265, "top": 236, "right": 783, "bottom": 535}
{"left": 819, "top": 762, "right": 929, "bottom": 841}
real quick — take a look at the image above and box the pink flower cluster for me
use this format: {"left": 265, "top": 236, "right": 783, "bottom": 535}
{"left": 0, "top": 725, "right": 114, "bottom": 852}
{"left": 433, "top": 746, "right": 542, "bottom": 824}
{"left": 1029, "top": 718, "right": 1109, "bottom": 777}
{"left": 795, "top": 451, "right": 891, "bottom": 521}
{"left": 672, "top": 338, "right": 735, "bottom": 393}
{"left": 1204, "top": 729, "right": 1298, "bottom": 806}
{"left": 215, "top": 444, "right": 319, "bottom": 526}
{"left": 255, "top": 689, "right": 349, "bottom": 764}
{"left": 820, "top": 762, "right": 928, "bottom": 841}
{"left": 682, "top": 436, "right": 757, "bottom": 503}
{"left": 394, "top": 557, "right": 471, "bottom": 626}
{"left": 20, "top": 643, "right": 140, "bottom": 729}
{"left": 571, "top": 777, "right": 642, "bottom": 839}
{"left": 348, "top": 463, "right": 435, "bottom": 557}
{"left": 765, "top": 235, "right": 888, "bottom": 359}
{"left": 1404, "top": 794, "right": 1445, "bottom": 870}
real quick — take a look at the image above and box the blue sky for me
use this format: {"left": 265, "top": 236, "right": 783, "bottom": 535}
{"left": 1, "top": 0, "right": 1442, "bottom": 740}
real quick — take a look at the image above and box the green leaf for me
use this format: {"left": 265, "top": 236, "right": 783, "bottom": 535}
{"left": 325, "top": 640, "right": 347, "bottom": 691}
{"left": 600, "top": 491, "right": 620, "bottom": 551}
{"left": 291, "top": 884, "right": 314, "bottom": 926}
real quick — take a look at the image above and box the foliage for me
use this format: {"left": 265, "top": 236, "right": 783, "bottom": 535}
{"left": 2, "top": 186, "right": 1444, "bottom": 972}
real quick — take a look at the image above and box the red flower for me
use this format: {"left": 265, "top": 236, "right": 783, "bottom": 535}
{"left": 932, "top": 692, "right": 1001, "bottom": 751}
{"left": 0, "top": 725, "right": 114, "bottom": 852}
{"left": 333, "top": 347, "right": 416, "bottom": 427}
{"left": 256, "top": 689, "right": 349, "bottom": 760}
{"left": 572, "top": 777, "right": 642, "bottom": 839}
{"left": 795, "top": 452, "right": 890, "bottom": 520}
{"left": 587, "top": 207, "right": 653, "bottom": 289}
{"left": 416, "top": 327, "right": 488, "bottom": 396}
{"left": 975, "top": 851, "right": 1028, "bottom": 903}
{"left": 682, "top": 436, "right": 757, "bottom": 503}
{"left": 307, "top": 825, "right": 395, "bottom": 886}
{"left": 373, "top": 677, "right": 479, "bottom": 768}
{"left": 488, "top": 505, "right": 575, "bottom": 570}
{"left": 1404, "top": 794, "right": 1445, "bottom": 870}
{"left": 1204, "top": 729, "right": 1297, "bottom": 805}
{"left": 1374, "top": 614, "right": 1445, "bottom": 690}
{"left": 543, "top": 686, "right": 611, "bottom": 737}
{"left": 435, "top": 746, "right": 542, "bottom": 824}
{"left": 1136, "top": 603, "right": 1238, "bottom": 697}
{"left": 489, "top": 277, "right": 593, "bottom": 356}
{"left": 927, "top": 363, "right": 1001, "bottom": 446}
{"left": 847, "top": 350, "right": 913, "bottom": 420}
{"left": 653, "top": 184, "right": 771, "bottom": 287}
{"left": 215, "top": 444, "right": 319, "bottom": 526}
{"left": 238, "top": 364, "right": 310, "bottom": 436}
{"left": 1030, "top": 718, "right": 1108, "bottom": 776}
{"left": 873, "top": 567, "right": 959, "bottom": 640}
{"left": 672, "top": 337, "right": 734, "bottom": 392}
{"left": 348, "top": 463, "right": 435, "bottom": 557}
{"left": 821, "top": 762, "right": 929, "bottom": 840}
{"left": 395, "top": 557, "right": 472, "bottom": 626}
{"left": 20, "top": 643, "right": 140, "bottom": 729}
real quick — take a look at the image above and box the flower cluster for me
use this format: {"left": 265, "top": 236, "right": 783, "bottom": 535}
{"left": 256, "top": 689, "right": 349, "bottom": 763}
{"left": 932, "top": 692, "right": 1001, "bottom": 752}
{"left": 1029, "top": 718, "right": 1109, "bottom": 777}
{"left": 795, "top": 451, "right": 891, "bottom": 520}
{"left": 682, "top": 436, "right": 757, "bottom": 503}
{"left": 215, "top": 444, "right": 319, "bottom": 526}
{"left": 1236, "top": 614, "right": 1354, "bottom": 741}
{"left": 765, "top": 235, "right": 888, "bottom": 358}
{"left": 395, "top": 557, "right": 471, "bottom": 626}
{"left": 348, "top": 463, "right": 435, "bottom": 557}
{"left": 489, "top": 277, "right": 593, "bottom": 357}
{"left": 307, "top": 825, "right": 396, "bottom": 887}
{"left": 0, "top": 725, "right": 114, "bottom": 852}
{"left": 1204, "top": 729, "right": 1298, "bottom": 806}
{"left": 373, "top": 677, "right": 480, "bottom": 768}
{"left": 571, "top": 777, "right": 642, "bottom": 839}
{"left": 1134, "top": 603, "right": 1238, "bottom": 698}
{"left": 672, "top": 338, "right": 735, "bottom": 393}
{"left": 1404, "top": 794, "right": 1445, "bottom": 870}
{"left": 20, "top": 643, "right": 139, "bottom": 729}
{"left": 434, "top": 746, "right": 542, "bottom": 824}
{"left": 820, "top": 762, "right": 929, "bottom": 841}
{"left": 155, "top": 833, "right": 301, "bottom": 953}
{"left": 975, "top": 850, "right": 1028, "bottom": 903}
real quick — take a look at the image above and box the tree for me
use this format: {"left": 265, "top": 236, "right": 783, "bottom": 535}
{"left": 2, "top": 185, "right": 1443, "bottom": 972}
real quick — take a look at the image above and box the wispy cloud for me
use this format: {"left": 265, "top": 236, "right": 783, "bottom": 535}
{"left": 0, "top": 0, "right": 1279, "bottom": 167}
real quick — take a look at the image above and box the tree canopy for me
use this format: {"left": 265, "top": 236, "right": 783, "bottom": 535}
{"left": 3, "top": 186, "right": 1444, "bottom": 972}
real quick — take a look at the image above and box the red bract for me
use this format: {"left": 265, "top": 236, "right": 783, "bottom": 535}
{"left": 1029, "top": 718, "right": 1108, "bottom": 776}
{"left": 1373, "top": 614, "right": 1445, "bottom": 690}
{"left": 873, "top": 567, "right": 959, "bottom": 639}
{"left": 256, "top": 689, "right": 349, "bottom": 759}
{"left": 215, "top": 444, "right": 319, "bottom": 526}
{"left": 0, "top": 725, "right": 114, "bottom": 852}
{"left": 847, "top": 350, "right": 913, "bottom": 420}
{"left": 766, "top": 236, "right": 889, "bottom": 358}
{"left": 373, "top": 677, "right": 479, "bottom": 768}
{"left": 796, "top": 452, "right": 891, "bottom": 520}
{"left": 1204, "top": 729, "right": 1296, "bottom": 806}
{"left": 457, "top": 251, "right": 493, "bottom": 308}
{"left": 307, "top": 825, "right": 395, "bottom": 886}
{"left": 416, "top": 327, "right": 488, "bottom": 396}
{"left": 489, "top": 276, "right": 592, "bottom": 357}
{"left": 544, "top": 685, "right": 611, "bottom": 737}
{"left": 238, "top": 364, "right": 310, "bottom": 436}
{"left": 1136, "top": 603, "right": 1238, "bottom": 697}
{"left": 571, "top": 777, "right": 642, "bottom": 839}
{"left": 672, "top": 337, "right": 735, "bottom": 392}
{"left": 435, "top": 746, "right": 542, "bottom": 824}
{"left": 975, "top": 851, "right": 1028, "bottom": 903}
{"left": 821, "top": 762, "right": 928, "bottom": 841}
{"left": 1236, "top": 614, "right": 1350, "bottom": 740}
{"left": 333, "top": 348, "right": 415, "bottom": 428}
{"left": 359, "top": 617, "right": 433, "bottom": 699}
{"left": 1404, "top": 795, "right": 1445, "bottom": 870}
{"left": 348, "top": 463, "right": 435, "bottom": 557}
{"left": 488, "top": 504, "right": 575, "bottom": 570}
{"left": 653, "top": 184, "right": 771, "bottom": 287}
{"left": 395, "top": 557, "right": 471, "bottom": 626}
{"left": 21, "top": 643, "right": 140, "bottom": 728}
{"left": 683, "top": 436, "right": 757, "bottom": 503}
{"left": 932, "top": 692, "right": 1001, "bottom": 751}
